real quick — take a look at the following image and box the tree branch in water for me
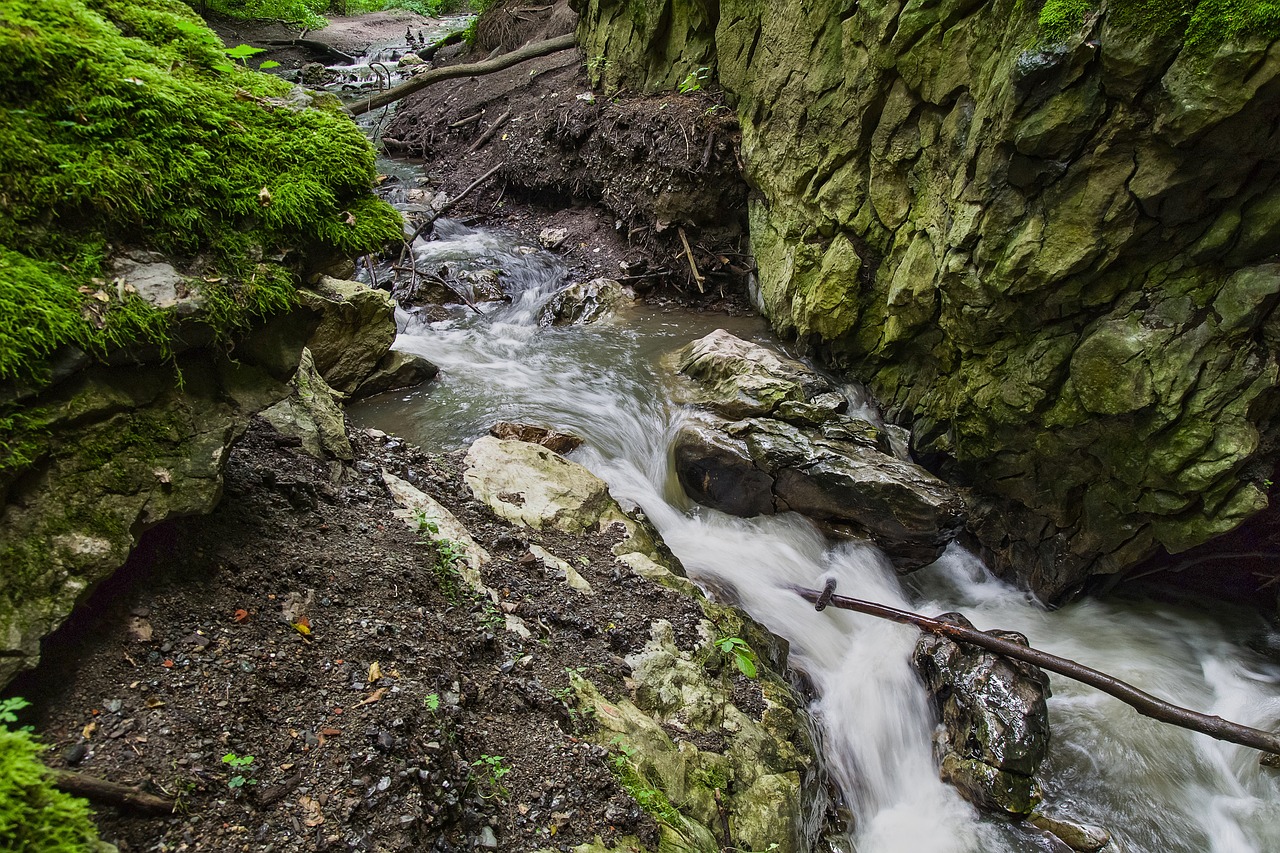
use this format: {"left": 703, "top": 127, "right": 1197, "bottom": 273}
{"left": 793, "top": 581, "right": 1280, "bottom": 757}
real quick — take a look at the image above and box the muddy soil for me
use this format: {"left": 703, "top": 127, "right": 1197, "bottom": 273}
{"left": 17, "top": 422, "right": 731, "bottom": 851}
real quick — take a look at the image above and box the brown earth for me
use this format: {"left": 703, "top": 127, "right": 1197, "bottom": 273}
{"left": 15, "top": 421, "right": 738, "bottom": 852}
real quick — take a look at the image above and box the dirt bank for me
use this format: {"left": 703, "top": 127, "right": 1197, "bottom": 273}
{"left": 17, "top": 421, "right": 747, "bottom": 851}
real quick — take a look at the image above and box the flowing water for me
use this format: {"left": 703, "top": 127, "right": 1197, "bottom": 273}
{"left": 348, "top": 220, "right": 1280, "bottom": 852}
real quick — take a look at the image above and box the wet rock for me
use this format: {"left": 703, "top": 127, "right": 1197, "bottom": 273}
{"left": 297, "top": 276, "right": 397, "bottom": 395}
{"left": 675, "top": 329, "right": 839, "bottom": 421}
{"left": 350, "top": 350, "right": 438, "bottom": 400}
{"left": 537, "top": 278, "right": 630, "bottom": 326}
{"left": 912, "top": 613, "right": 1051, "bottom": 816}
{"left": 110, "top": 254, "right": 203, "bottom": 316}
{"left": 673, "top": 413, "right": 965, "bottom": 569}
{"left": 1030, "top": 812, "right": 1113, "bottom": 852}
{"left": 488, "top": 421, "right": 583, "bottom": 454}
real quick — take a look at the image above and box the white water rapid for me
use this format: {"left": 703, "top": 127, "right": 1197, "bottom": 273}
{"left": 349, "top": 220, "right": 1280, "bottom": 852}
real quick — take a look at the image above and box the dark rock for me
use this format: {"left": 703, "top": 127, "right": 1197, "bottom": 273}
{"left": 912, "top": 613, "right": 1051, "bottom": 815}
{"left": 488, "top": 421, "right": 583, "bottom": 455}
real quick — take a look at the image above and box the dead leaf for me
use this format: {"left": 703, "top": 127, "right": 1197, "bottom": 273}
{"left": 281, "top": 589, "right": 313, "bottom": 623}
{"left": 298, "top": 795, "right": 325, "bottom": 827}
{"left": 367, "top": 661, "right": 382, "bottom": 683}
{"left": 82, "top": 721, "right": 97, "bottom": 739}
{"left": 291, "top": 617, "right": 311, "bottom": 635}
{"left": 161, "top": 659, "right": 174, "bottom": 668}
{"left": 258, "top": 186, "right": 272, "bottom": 206}
{"left": 91, "top": 290, "right": 111, "bottom": 302}
{"left": 144, "top": 696, "right": 165, "bottom": 708}
{"left": 341, "top": 210, "right": 356, "bottom": 227}
{"left": 352, "top": 687, "right": 388, "bottom": 708}
{"left": 152, "top": 468, "right": 172, "bottom": 485}
{"left": 320, "top": 727, "right": 341, "bottom": 737}
{"left": 233, "top": 608, "right": 249, "bottom": 623}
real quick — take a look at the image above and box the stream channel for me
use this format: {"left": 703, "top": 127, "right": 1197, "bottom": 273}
{"left": 338, "top": 52, "right": 1280, "bottom": 852}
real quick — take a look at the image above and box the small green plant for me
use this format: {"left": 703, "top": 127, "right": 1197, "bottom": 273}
{"left": 411, "top": 507, "right": 440, "bottom": 535}
{"left": 424, "top": 692, "right": 441, "bottom": 712}
{"left": 471, "top": 754, "right": 511, "bottom": 800}
{"left": 714, "top": 636, "right": 758, "bottom": 678}
{"left": 677, "top": 66, "right": 710, "bottom": 94}
{"left": 221, "top": 752, "right": 257, "bottom": 789}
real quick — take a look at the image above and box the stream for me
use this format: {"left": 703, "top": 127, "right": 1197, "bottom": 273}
{"left": 340, "top": 60, "right": 1280, "bottom": 852}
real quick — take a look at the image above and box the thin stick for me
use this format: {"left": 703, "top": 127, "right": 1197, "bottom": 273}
{"left": 467, "top": 109, "right": 512, "bottom": 154}
{"left": 446, "top": 162, "right": 504, "bottom": 213}
{"left": 791, "top": 582, "right": 1280, "bottom": 757}
{"left": 678, "top": 226, "right": 704, "bottom": 293}
{"left": 450, "top": 111, "right": 485, "bottom": 128}
{"left": 51, "top": 769, "right": 175, "bottom": 815}
{"left": 364, "top": 254, "right": 379, "bottom": 289}
{"left": 347, "top": 33, "right": 577, "bottom": 116}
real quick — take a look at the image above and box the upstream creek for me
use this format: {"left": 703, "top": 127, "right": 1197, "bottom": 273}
{"left": 337, "top": 48, "right": 1280, "bottom": 853}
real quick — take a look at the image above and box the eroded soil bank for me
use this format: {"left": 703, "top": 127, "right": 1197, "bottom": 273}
{"left": 19, "top": 420, "right": 799, "bottom": 852}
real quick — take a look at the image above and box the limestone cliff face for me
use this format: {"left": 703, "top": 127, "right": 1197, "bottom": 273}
{"left": 573, "top": 0, "right": 1280, "bottom": 601}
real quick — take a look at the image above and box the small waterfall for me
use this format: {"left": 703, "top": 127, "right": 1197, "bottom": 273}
{"left": 349, "top": 220, "right": 1280, "bottom": 852}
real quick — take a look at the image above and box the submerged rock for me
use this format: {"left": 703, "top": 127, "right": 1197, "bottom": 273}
{"left": 912, "top": 613, "right": 1051, "bottom": 816}
{"left": 350, "top": 350, "right": 438, "bottom": 400}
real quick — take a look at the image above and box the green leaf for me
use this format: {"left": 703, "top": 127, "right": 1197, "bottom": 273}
{"left": 211, "top": 63, "right": 236, "bottom": 74}
{"left": 224, "top": 44, "right": 267, "bottom": 60}
{"left": 259, "top": 60, "right": 281, "bottom": 69}
{"left": 735, "top": 655, "right": 757, "bottom": 678}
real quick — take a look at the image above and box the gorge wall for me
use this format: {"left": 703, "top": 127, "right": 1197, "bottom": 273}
{"left": 572, "top": 0, "right": 1280, "bottom": 601}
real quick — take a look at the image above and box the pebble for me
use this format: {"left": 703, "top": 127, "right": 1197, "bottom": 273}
{"left": 477, "top": 826, "right": 498, "bottom": 848}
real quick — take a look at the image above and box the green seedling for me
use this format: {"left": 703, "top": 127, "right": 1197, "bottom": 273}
{"left": 471, "top": 754, "right": 511, "bottom": 800}
{"left": 221, "top": 752, "right": 257, "bottom": 789}
{"left": 714, "top": 636, "right": 758, "bottom": 678}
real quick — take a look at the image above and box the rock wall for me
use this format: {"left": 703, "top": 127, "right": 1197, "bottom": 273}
{"left": 573, "top": 0, "right": 1280, "bottom": 601}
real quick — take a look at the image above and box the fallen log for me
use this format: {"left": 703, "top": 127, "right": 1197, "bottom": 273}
{"left": 51, "top": 769, "right": 176, "bottom": 815}
{"left": 263, "top": 38, "right": 356, "bottom": 65}
{"left": 347, "top": 33, "right": 578, "bottom": 117}
{"left": 792, "top": 580, "right": 1280, "bottom": 757}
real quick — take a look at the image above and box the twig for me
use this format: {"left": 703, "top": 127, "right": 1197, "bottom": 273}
{"left": 450, "top": 111, "right": 485, "bottom": 128}
{"left": 699, "top": 131, "right": 716, "bottom": 170}
{"left": 365, "top": 255, "right": 379, "bottom": 289}
{"left": 467, "top": 109, "right": 512, "bottom": 154}
{"left": 347, "top": 33, "right": 578, "bottom": 116}
{"left": 445, "top": 162, "right": 504, "bottom": 214}
{"left": 426, "top": 275, "right": 484, "bottom": 315}
{"left": 678, "top": 227, "right": 704, "bottom": 293}
{"left": 791, "top": 582, "right": 1280, "bottom": 757}
{"left": 51, "top": 769, "right": 176, "bottom": 815}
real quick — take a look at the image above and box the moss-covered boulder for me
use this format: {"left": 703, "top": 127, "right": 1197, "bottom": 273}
{"left": 574, "top": 0, "right": 1280, "bottom": 601}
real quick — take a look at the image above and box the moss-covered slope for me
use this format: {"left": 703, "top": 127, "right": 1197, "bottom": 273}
{"left": 573, "top": 0, "right": 1280, "bottom": 601}
{"left": 0, "top": 0, "right": 402, "bottom": 683}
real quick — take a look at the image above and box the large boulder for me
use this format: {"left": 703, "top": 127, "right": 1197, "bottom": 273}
{"left": 538, "top": 277, "right": 632, "bottom": 326}
{"left": 672, "top": 331, "right": 965, "bottom": 568}
{"left": 573, "top": 0, "right": 1280, "bottom": 602}
{"left": 912, "top": 614, "right": 1051, "bottom": 816}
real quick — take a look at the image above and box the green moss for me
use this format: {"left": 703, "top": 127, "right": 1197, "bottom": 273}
{"left": 0, "top": 704, "right": 101, "bottom": 852}
{"left": 1036, "top": 0, "right": 1280, "bottom": 48}
{"left": 196, "top": 0, "right": 330, "bottom": 29}
{"left": 0, "top": 0, "right": 402, "bottom": 387}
